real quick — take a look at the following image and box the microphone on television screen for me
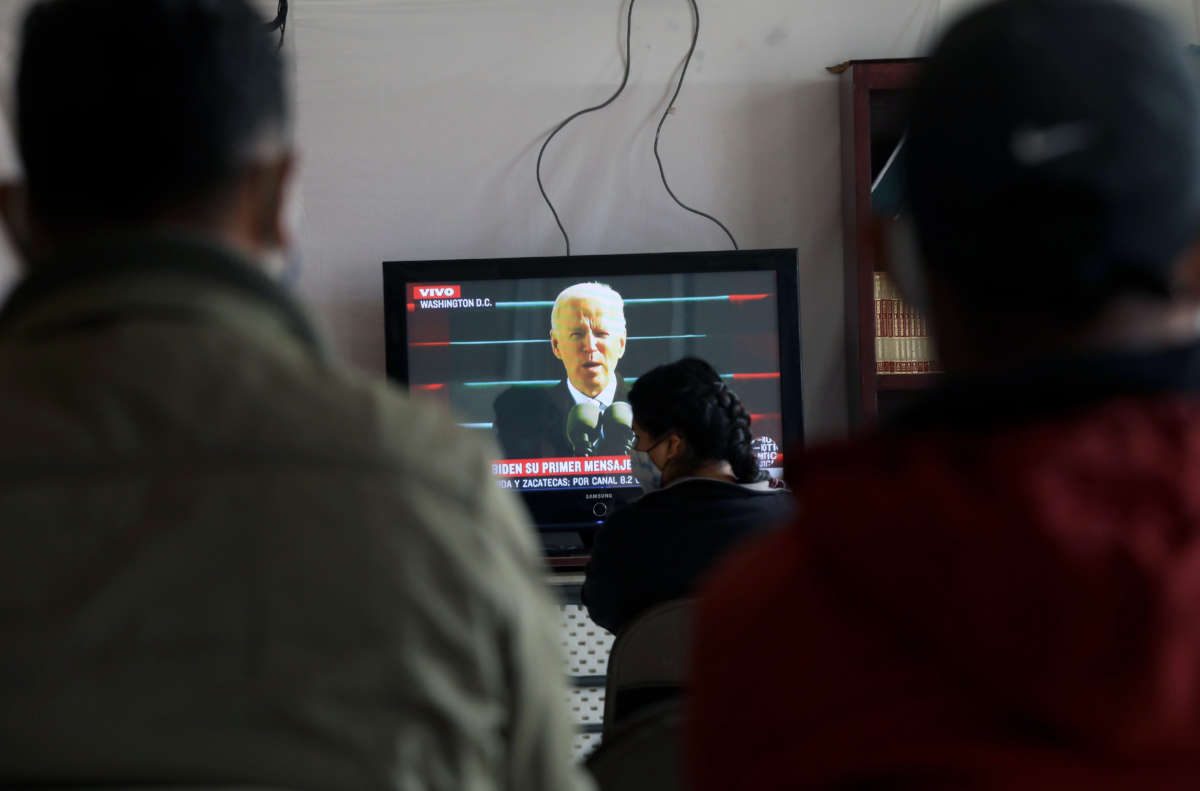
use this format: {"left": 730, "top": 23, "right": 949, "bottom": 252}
{"left": 566, "top": 402, "right": 603, "bottom": 456}
{"left": 598, "top": 401, "right": 636, "bottom": 455}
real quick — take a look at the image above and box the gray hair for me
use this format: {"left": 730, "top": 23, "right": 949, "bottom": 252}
{"left": 550, "top": 282, "right": 627, "bottom": 333}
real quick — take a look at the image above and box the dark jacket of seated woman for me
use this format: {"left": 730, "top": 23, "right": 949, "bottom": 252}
{"left": 581, "top": 358, "right": 793, "bottom": 634}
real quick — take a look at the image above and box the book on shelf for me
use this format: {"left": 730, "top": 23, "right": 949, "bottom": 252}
{"left": 873, "top": 271, "right": 940, "bottom": 375}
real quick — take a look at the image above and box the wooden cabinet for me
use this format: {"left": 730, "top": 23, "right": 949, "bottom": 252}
{"left": 837, "top": 58, "right": 938, "bottom": 427}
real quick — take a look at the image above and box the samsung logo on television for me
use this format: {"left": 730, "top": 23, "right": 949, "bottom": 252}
{"left": 585, "top": 493, "right": 614, "bottom": 500}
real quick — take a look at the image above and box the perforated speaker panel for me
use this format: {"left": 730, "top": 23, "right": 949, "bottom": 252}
{"left": 566, "top": 684, "right": 606, "bottom": 727}
{"left": 550, "top": 578, "right": 614, "bottom": 762}
{"left": 559, "top": 602, "right": 615, "bottom": 677}
{"left": 572, "top": 730, "right": 603, "bottom": 762}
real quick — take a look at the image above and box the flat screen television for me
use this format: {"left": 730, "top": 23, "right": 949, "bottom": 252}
{"left": 383, "top": 249, "right": 803, "bottom": 551}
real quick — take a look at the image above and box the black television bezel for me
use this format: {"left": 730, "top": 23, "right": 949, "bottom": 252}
{"left": 382, "top": 248, "right": 804, "bottom": 532}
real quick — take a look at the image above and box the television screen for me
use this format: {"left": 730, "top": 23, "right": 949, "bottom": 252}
{"left": 384, "top": 250, "right": 803, "bottom": 536}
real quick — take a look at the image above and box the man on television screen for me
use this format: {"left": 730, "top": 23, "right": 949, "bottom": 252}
{"left": 494, "top": 282, "right": 633, "bottom": 458}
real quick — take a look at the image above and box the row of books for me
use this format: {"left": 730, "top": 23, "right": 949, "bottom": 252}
{"left": 873, "top": 272, "right": 940, "bottom": 374}
{"left": 876, "top": 338, "right": 939, "bottom": 373}
{"left": 873, "top": 271, "right": 929, "bottom": 337}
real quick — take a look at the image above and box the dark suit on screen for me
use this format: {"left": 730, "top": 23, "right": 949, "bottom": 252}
{"left": 493, "top": 377, "right": 631, "bottom": 460}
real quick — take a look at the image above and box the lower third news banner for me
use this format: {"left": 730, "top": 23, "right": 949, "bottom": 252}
{"left": 492, "top": 455, "right": 639, "bottom": 491}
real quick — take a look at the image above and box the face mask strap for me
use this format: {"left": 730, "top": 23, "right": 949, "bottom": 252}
{"left": 645, "top": 432, "right": 687, "bottom": 484}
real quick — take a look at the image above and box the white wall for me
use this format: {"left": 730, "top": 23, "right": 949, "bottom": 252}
{"left": 0, "top": 0, "right": 1196, "bottom": 440}
{"left": 288, "top": 0, "right": 946, "bottom": 442}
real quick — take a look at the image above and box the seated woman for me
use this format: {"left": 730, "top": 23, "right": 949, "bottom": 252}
{"left": 581, "top": 357, "right": 792, "bottom": 634}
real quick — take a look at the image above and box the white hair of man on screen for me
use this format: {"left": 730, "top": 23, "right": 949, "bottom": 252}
{"left": 550, "top": 282, "right": 627, "bottom": 333}
{"left": 549, "top": 282, "right": 629, "bottom": 401}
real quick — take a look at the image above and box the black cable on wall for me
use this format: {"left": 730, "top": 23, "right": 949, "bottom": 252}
{"left": 266, "top": 0, "right": 288, "bottom": 50}
{"left": 653, "top": 0, "right": 738, "bottom": 251}
{"left": 536, "top": 1, "right": 637, "bottom": 257}
{"left": 536, "top": 0, "right": 739, "bottom": 256}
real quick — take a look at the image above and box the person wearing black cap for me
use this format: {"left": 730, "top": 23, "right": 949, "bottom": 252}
{"left": 688, "top": 0, "right": 1200, "bottom": 787}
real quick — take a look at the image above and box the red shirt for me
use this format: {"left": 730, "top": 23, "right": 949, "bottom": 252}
{"left": 689, "top": 386, "right": 1200, "bottom": 788}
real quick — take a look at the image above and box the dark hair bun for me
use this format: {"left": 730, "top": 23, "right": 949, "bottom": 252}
{"left": 628, "top": 357, "right": 761, "bottom": 483}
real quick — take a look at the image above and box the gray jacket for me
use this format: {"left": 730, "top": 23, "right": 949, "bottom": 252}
{"left": 0, "top": 235, "right": 591, "bottom": 791}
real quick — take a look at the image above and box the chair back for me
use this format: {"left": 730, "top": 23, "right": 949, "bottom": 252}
{"left": 586, "top": 701, "right": 683, "bottom": 791}
{"left": 601, "top": 598, "right": 694, "bottom": 736}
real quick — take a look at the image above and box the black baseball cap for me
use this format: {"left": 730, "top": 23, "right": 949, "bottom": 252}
{"left": 903, "top": 0, "right": 1200, "bottom": 318}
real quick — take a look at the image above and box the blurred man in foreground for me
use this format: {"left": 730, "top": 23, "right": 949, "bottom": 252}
{"left": 690, "top": 0, "right": 1200, "bottom": 786}
{"left": 0, "top": 2, "right": 588, "bottom": 789}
